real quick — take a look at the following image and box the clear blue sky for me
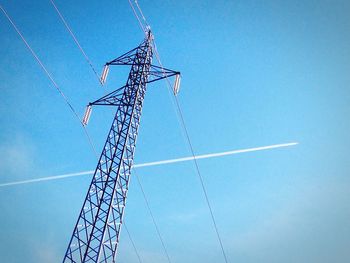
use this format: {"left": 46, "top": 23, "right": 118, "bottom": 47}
{"left": 1, "top": 0, "right": 349, "bottom": 262}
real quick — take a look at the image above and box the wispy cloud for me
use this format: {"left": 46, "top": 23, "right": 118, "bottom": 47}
{"left": 228, "top": 179, "right": 350, "bottom": 262}
{"left": 34, "top": 239, "right": 61, "bottom": 262}
{"left": 169, "top": 209, "right": 202, "bottom": 224}
{"left": 0, "top": 135, "right": 36, "bottom": 181}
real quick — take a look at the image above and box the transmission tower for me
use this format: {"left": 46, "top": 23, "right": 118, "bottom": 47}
{"left": 63, "top": 29, "right": 180, "bottom": 263}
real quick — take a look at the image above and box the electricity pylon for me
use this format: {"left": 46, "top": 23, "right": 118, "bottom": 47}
{"left": 63, "top": 29, "right": 180, "bottom": 263}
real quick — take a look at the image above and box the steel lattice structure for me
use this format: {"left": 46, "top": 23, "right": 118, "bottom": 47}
{"left": 63, "top": 30, "right": 179, "bottom": 263}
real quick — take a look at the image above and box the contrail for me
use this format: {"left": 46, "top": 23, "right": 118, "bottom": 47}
{"left": 135, "top": 142, "right": 298, "bottom": 167}
{"left": 0, "top": 142, "right": 298, "bottom": 188}
{"left": 0, "top": 171, "right": 94, "bottom": 187}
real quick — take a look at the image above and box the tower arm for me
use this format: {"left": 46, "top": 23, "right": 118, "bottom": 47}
{"left": 89, "top": 86, "right": 130, "bottom": 107}
{"left": 147, "top": 64, "right": 180, "bottom": 84}
{"left": 106, "top": 46, "right": 139, "bottom": 66}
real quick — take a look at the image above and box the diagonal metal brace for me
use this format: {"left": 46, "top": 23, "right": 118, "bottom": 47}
{"left": 147, "top": 64, "right": 180, "bottom": 84}
{"left": 89, "top": 86, "right": 130, "bottom": 107}
{"left": 106, "top": 46, "right": 140, "bottom": 66}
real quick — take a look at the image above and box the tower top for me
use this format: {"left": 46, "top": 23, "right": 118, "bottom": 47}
{"left": 145, "top": 26, "right": 153, "bottom": 41}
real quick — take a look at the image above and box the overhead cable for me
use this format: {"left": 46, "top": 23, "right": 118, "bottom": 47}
{"left": 0, "top": 4, "right": 98, "bottom": 157}
{"left": 124, "top": 223, "right": 143, "bottom": 263}
{"left": 127, "top": 1, "right": 229, "bottom": 261}
{"left": 127, "top": 0, "right": 146, "bottom": 33}
{"left": 134, "top": 0, "right": 149, "bottom": 27}
{"left": 49, "top": 0, "right": 103, "bottom": 85}
{"left": 154, "top": 46, "right": 229, "bottom": 263}
{"left": 0, "top": 5, "right": 79, "bottom": 122}
{"left": 134, "top": 169, "right": 172, "bottom": 263}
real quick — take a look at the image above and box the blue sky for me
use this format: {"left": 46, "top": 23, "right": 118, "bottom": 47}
{"left": 0, "top": 0, "right": 349, "bottom": 262}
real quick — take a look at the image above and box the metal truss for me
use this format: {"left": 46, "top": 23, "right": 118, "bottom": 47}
{"left": 63, "top": 30, "right": 179, "bottom": 263}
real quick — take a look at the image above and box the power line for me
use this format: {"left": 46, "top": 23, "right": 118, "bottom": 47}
{"left": 133, "top": 169, "right": 172, "bottom": 263}
{"left": 174, "top": 98, "right": 229, "bottom": 263}
{"left": 155, "top": 43, "right": 230, "bottom": 262}
{"left": 126, "top": 1, "right": 229, "bottom": 261}
{"left": 127, "top": 0, "right": 146, "bottom": 33}
{"left": 124, "top": 223, "right": 143, "bottom": 263}
{"left": 0, "top": 4, "right": 98, "bottom": 158}
{"left": 134, "top": 0, "right": 149, "bottom": 27}
{"left": 49, "top": 0, "right": 103, "bottom": 86}
{"left": 154, "top": 46, "right": 229, "bottom": 263}
{"left": 150, "top": 18, "right": 231, "bottom": 262}
{"left": 0, "top": 5, "right": 78, "bottom": 121}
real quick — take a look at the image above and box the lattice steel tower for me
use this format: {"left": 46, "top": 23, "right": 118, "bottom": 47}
{"left": 63, "top": 30, "right": 180, "bottom": 263}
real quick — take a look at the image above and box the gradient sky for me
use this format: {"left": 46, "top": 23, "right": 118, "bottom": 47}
{"left": 0, "top": 0, "right": 349, "bottom": 262}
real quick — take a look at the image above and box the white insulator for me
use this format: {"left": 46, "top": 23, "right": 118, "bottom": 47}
{"left": 100, "top": 64, "right": 110, "bottom": 85}
{"left": 173, "top": 74, "right": 181, "bottom": 96}
{"left": 82, "top": 105, "right": 92, "bottom": 126}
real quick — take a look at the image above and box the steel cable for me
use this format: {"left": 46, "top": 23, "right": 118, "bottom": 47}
{"left": 49, "top": 0, "right": 103, "bottom": 86}
{"left": 126, "top": 1, "right": 229, "bottom": 261}
{"left": 0, "top": 4, "right": 98, "bottom": 158}
{"left": 133, "top": 169, "right": 172, "bottom": 263}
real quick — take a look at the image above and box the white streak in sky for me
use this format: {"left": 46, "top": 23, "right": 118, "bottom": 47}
{"left": 0, "top": 142, "right": 298, "bottom": 188}
{"left": 134, "top": 142, "right": 298, "bottom": 167}
{"left": 0, "top": 171, "right": 94, "bottom": 187}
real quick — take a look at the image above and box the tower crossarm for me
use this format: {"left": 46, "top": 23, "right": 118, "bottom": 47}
{"left": 147, "top": 64, "right": 179, "bottom": 84}
{"left": 106, "top": 46, "right": 140, "bottom": 66}
{"left": 89, "top": 86, "right": 130, "bottom": 107}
